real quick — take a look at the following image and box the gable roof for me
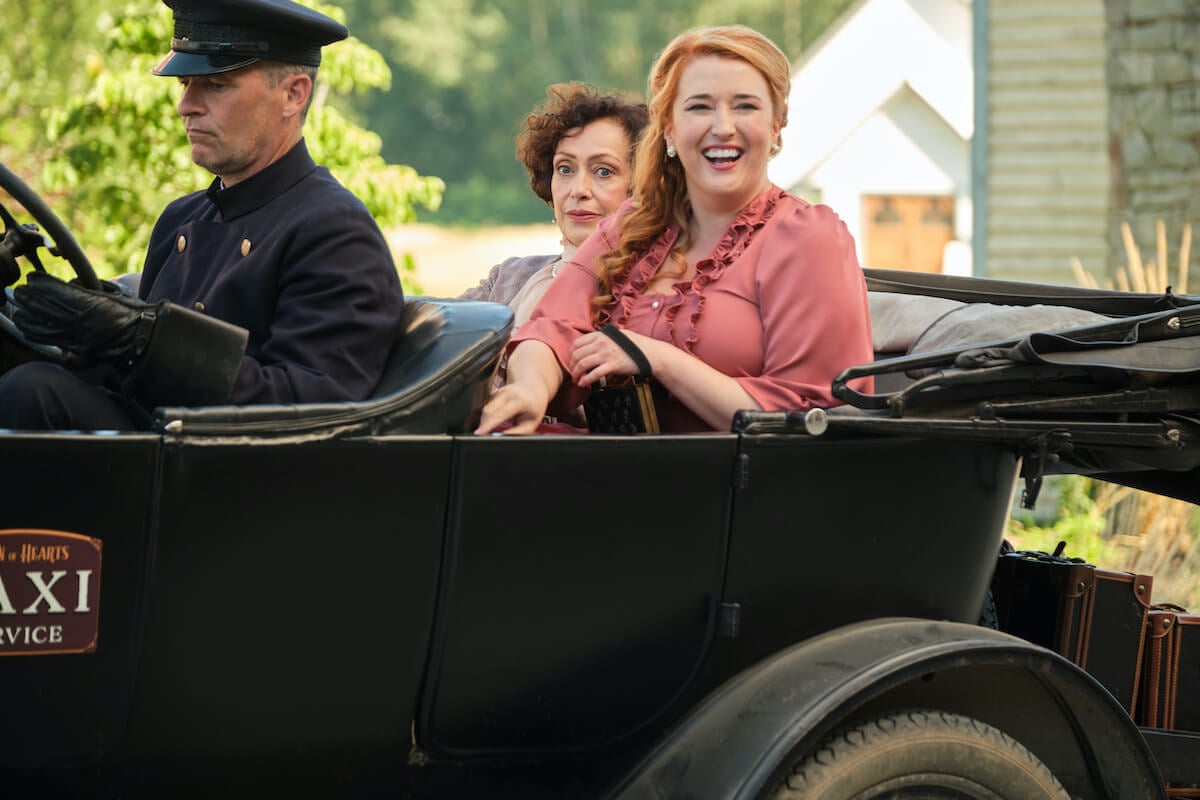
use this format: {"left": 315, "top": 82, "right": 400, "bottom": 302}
{"left": 770, "top": 0, "right": 972, "bottom": 189}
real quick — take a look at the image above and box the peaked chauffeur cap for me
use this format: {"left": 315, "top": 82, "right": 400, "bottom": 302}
{"left": 153, "top": 0, "right": 348, "bottom": 77}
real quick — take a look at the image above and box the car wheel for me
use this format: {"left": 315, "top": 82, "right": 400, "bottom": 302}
{"left": 769, "top": 709, "right": 1070, "bottom": 800}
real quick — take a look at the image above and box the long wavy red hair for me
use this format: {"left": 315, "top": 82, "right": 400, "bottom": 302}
{"left": 593, "top": 26, "right": 791, "bottom": 320}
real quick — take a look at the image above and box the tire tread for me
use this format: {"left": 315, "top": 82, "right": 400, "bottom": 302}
{"left": 771, "top": 709, "right": 1070, "bottom": 799}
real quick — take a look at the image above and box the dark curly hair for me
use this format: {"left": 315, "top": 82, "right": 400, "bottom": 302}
{"left": 515, "top": 82, "right": 650, "bottom": 205}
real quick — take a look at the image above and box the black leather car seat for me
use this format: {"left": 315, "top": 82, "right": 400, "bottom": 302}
{"left": 152, "top": 297, "right": 513, "bottom": 438}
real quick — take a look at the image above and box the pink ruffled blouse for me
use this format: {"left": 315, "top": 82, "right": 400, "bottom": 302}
{"left": 510, "top": 186, "right": 875, "bottom": 432}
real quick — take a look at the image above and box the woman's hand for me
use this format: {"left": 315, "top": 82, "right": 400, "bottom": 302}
{"left": 475, "top": 381, "right": 551, "bottom": 434}
{"left": 568, "top": 328, "right": 655, "bottom": 387}
{"left": 572, "top": 327, "right": 762, "bottom": 430}
{"left": 475, "top": 340, "right": 562, "bottom": 435}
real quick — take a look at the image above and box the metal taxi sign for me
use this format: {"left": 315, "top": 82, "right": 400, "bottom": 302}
{"left": 0, "top": 529, "right": 101, "bottom": 655}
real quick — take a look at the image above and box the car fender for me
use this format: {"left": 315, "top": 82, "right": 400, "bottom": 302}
{"left": 609, "top": 617, "right": 1163, "bottom": 800}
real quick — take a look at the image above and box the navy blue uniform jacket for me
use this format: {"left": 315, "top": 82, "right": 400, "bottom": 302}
{"left": 139, "top": 140, "right": 404, "bottom": 404}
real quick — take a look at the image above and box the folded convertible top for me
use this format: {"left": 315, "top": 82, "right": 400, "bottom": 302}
{"left": 818, "top": 270, "right": 1200, "bottom": 505}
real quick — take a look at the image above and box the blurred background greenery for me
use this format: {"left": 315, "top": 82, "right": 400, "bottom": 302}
{"left": 0, "top": 0, "right": 855, "bottom": 275}
{"left": 0, "top": 0, "right": 856, "bottom": 297}
{"left": 341, "top": 0, "right": 855, "bottom": 224}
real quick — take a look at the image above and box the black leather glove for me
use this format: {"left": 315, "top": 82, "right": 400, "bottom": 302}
{"left": 13, "top": 271, "right": 248, "bottom": 408}
{"left": 13, "top": 272, "right": 164, "bottom": 369}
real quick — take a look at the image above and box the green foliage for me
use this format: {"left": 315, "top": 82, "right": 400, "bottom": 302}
{"left": 303, "top": 1, "right": 392, "bottom": 95}
{"left": 2, "top": 0, "right": 440, "bottom": 286}
{"left": 3, "top": 0, "right": 859, "bottom": 246}
{"left": 39, "top": 5, "right": 196, "bottom": 275}
{"left": 0, "top": 0, "right": 101, "bottom": 173}
{"left": 1006, "top": 475, "right": 1124, "bottom": 564}
{"left": 436, "top": 174, "right": 550, "bottom": 227}
{"left": 382, "top": 0, "right": 508, "bottom": 89}
{"left": 306, "top": 105, "right": 444, "bottom": 230}
{"left": 343, "top": 0, "right": 858, "bottom": 224}
{"left": 277, "top": 3, "right": 446, "bottom": 236}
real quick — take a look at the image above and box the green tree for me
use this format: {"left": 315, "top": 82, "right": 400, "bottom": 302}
{"left": 343, "top": 0, "right": 856, "bottom": 224}
{"left": 1007, "top": 475, "right": 1119, "bottom": 564}
{"left": 6, "top": 0, "right": 442, "bottom": 284}
{"left": 0, "top": 0, "right": 101, "bottom": 174}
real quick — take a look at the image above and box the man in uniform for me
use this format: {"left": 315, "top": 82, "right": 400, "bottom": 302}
{"left": 0, "top": 0, "right": 405, "bottom": 429}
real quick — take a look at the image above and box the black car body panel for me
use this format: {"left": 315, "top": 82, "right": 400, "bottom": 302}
{"left": 2, "top": 162, "right": 1195, "bottom": 797}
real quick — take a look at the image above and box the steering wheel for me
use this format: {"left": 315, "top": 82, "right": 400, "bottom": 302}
{"left": 0, "top": 161, "right": 100, "bottom": 290}
{"left": 0, "top": 161, "right": 102, "bottom": 368}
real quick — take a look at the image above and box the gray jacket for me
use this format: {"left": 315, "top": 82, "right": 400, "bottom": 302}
{"left": 458, "top": 254, "right": 559, "bottom": 307}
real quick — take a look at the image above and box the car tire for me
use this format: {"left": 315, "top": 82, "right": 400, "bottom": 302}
{"left": 978, "top": 588, "right": 999, "bottom": 629}
{"left": 769, "top": 708, "right": 1070, "bottom": 800}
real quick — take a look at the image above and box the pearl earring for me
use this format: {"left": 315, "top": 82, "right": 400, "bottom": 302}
{"left": 666, "top": 144, "right": 677, "bottom": 158}
{"left": 770, "top": 142, "right": 781, "bottom": 157}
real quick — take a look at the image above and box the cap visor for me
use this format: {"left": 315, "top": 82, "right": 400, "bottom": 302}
{"left": 152, "top": 50, "right": 260, "bottom": 77}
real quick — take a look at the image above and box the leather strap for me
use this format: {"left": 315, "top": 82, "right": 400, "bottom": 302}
{"left": 598, "top": 324, "right": 652, "bottom": 378}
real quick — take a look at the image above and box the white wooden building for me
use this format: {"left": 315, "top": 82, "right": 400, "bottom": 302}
{"left": 772, "top": 0, "right": 1113, "bottom": 283}
{"left": 980, "top": 0, "right": 1110, "bottom": 284}
{"left": 769, "top": 0, "right": 975, "bottom": 274}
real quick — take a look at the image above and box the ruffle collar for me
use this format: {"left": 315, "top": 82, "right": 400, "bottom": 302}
{"left": 606, "top": 186, "right": 784, "bottom": 353}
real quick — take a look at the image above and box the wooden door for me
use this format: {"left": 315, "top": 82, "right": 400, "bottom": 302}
{"left": 862, "top": 195, "right": 955, "bottom": 272}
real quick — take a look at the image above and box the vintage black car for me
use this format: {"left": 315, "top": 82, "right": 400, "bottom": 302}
{"left": 1, "top": 162, "right": 1197, "bottom": 799}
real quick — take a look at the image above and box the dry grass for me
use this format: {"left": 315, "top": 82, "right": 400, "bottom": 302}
{"left": 1096, "top": 484, "right": 1200, "bottom": 608}
{"left": 1070, "top": 221, "right": 1200, "bottom": 608}
{"left": 1073, "top": 220, "right": 1193, "bottom": 295}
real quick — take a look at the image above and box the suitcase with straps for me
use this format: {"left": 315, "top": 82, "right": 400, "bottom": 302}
{"left": 991, "top": 544, "right": 1154, "bottom": 717}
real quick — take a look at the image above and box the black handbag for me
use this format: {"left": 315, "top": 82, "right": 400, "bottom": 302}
{"left": 583, "top": 325, "right": 661, "bottom": 435}
{"left": 584, "top": 379, "right": 661, "bottom": 434}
